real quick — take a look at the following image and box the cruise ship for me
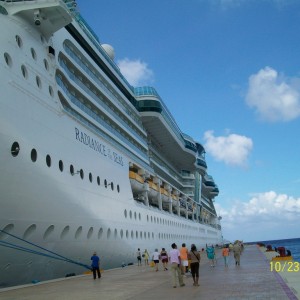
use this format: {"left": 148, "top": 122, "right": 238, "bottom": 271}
{"left": 0, "top": 0, "right": 222, "bottom": 288}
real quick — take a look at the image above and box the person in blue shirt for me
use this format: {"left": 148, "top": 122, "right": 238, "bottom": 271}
{"left": 91, "top": 252, "right": 101, "bottom": 279}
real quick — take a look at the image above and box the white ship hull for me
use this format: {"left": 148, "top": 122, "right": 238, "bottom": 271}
{"left": 0, "top": 1, "right": 222, "bottom": 288}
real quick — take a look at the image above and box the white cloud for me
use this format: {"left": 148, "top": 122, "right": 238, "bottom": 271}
{"left": 203, "top": 130, "right": 253, "bottom": 167}
{"left": 246, "top": 67, "right": 300, "bottom": 122}
{"left": 216, "top": 191, "right": 300, "bottom": 242}
{"left": 117, "top": 58, "right": 154, "bottom": 87}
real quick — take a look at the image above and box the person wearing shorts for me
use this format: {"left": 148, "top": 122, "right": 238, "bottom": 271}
{"left": 152, "top": 249, "right": 160, "bottom": 271}
{"left": 180, "top": 243, "right": 189, "bottom": 274}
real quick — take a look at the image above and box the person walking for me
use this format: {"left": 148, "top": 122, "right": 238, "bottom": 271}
{"left": 206, "top": 245, "right": 215, "bottom": 267}
{"left": 222, "top": 245, "right": 229, "bottom": 267}
{"left": 152, "top": 249, "right": 160, "bottom": 271}
{"left": 136, "top": 248, "right": 142, "bottom": 266}
{"left": 160, "top": 248, "right": 169, "bottom": 270}
{"left": 143, "top": 249, "right": 149, "bottom": 265}
{"left": 169, "top": 243, "right": 185, "bottom": 288}
{"left": 180, "top": 243, "right": 189, "bottom": 274}
{"left": 188, "top": 244, "right": 201, "bottom": 286}
{"left": 91, "top": 252, "right": 101, "bottom": 279}
{"left": 233, "top": 241, "right": 242, "bottom": 266}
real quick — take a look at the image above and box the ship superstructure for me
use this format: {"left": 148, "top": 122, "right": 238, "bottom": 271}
{"left": 0, "top": 0, "right": 221, "bottom": 287}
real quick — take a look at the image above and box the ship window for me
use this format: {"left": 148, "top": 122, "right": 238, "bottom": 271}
{"left": 16, "top": 35, "right": 23, "bottom": 48}
{"left": 117, "top": 185, "right": 120, "bottom": 193}
{"left": 147, "top": 215, "right": 149, "bottom": 222}
{"left": 23, "top": 224, "right": 36, "bottom": 239}
{"left": 60, "top": 226, "right": 70, "bottom": 239}
{"left": 140, "top": 231, "right": 142, "bottom": 239}
{"left": 4, "top": 52, "right": 12, "bottom": 67}
{"left": 75, "top": 226, "right": 82, "bottom": 239}
{"left": 131, "top": 230, "right": 133, "bottom": 239}
{"left": 135, "top": 231, "right": 138, "bottom": 239}
{"left": 126, "top": 230, "right": 129, "bottom": 239}
{"left": 87, "top": 227, "right": 93, "bottom": 239}
{"left": 110, "top": 182, "right": 114, "bottom": 191}
{"left": 31, "top": 48, "right": 37, "bottom": 60}
{"left": 11, "top": 142, "right": 20, "bottom": 157}
{"left": 104, "top": 179, "right": 107, "bottom": 188}
{"left": 70, "top": 164, "right": 74, "bottom": 175}
{"left": 44, "top": 58, "right": 49, "bottom": 70}
{"left": 134, "top": 212, "right": 137, "bottom": 220}
{"left": 97, "top": 176, "right": 100, "bottom": 186}
{"left": 31, "top": 148, "right": 37, "bottom": 162}
{"left": 59, "top": 160, "right": 64, "bottom": 172}
{"left": 80, "top": 169, "right": 84, "bottom": 179}
{"left": 152, "top": 232, "right": 154, "bottom": 239}
{"left": 124, "top": 210, "right": 127, "bottom": 218}
{"left": 120, "top": 229, "right": 123, "bottom": 238}
{"left": 46, "top": 154, "right": 51, "bottom": 167}
{"left": 139, "top": 213, "right": 141, "bottom": 220}
{"left": 0, "top": 224, "right": 14, "bottom": 240}
{"left": 129, "top": 211, "right": 132, "bottom": 219}
{"left": 114, "top": 229, "right": 117, "bottom": 238}
{"left": 89, "top": 172, "right": 93, "bottom": 183}
{"left": 144, "top": 232, "right": 146, "bottom": 239}
{"left": 107, "top": 228, "right": 111, "bottom": 239}
{"left": 49, "top": 86, "right": 54, "bottom": 97}
{"left": 43, "top": 225, "right": 54, "bottom": 240}
{"left": 98, "top": 228, "right": 103, "bottom": 239}
{"left": 21, "top": 65, "right": 28, "bottom": 79}
{"left": 148, "top": 232, "right": 150, "bottom": 239}
{"left": 36, "top": 76, "right": 42, "bottom": 88}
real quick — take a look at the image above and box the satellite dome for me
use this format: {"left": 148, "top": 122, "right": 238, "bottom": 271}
{"left": 102, "top": 44, "right": 115, "bottom": 60}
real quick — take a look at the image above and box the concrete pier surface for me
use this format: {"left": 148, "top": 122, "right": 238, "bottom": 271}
{"left": 0, "top": 245, "right": 298, "bottom": 300}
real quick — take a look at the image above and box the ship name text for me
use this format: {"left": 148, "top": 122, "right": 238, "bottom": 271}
{"left": 75, "top": 127, "right": 123, "bottom": 166}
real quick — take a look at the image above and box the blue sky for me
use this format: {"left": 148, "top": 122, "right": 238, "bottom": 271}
{"left": 76, "top": 0, "right": 300, "bottom": 242}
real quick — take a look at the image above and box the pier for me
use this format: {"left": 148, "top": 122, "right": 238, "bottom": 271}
{"left": 0, "top": 245, "right": 298, "bottom": 299}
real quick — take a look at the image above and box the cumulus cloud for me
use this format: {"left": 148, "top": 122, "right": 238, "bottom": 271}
{"left": 117, "top": 58, "right": 154, "bottom": 87}
{"left": 216, "top": 191, "right": 300, "bottom": 241}
{"left": 246, "top": 67, "right": 300, "bottom": 122}
{"left": 203, "top": 130, "right": 253, "bottom": 167}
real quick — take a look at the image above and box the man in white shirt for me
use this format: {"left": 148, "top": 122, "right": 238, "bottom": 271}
{"left": 152, "top": 249, "right": 160, "bottom": 271}
{"left": 169, "top": 243, "right": 185, "bottom": 288}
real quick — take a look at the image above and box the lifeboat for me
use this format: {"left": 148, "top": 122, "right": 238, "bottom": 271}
{"left": 129, "top": 171, "right": 144, "bottom": 193}
{"left": 160, "top": 188, "right": 170, "bottom": 203}
{"left": 148, "top": 181, "right": 159, "bottom": 201}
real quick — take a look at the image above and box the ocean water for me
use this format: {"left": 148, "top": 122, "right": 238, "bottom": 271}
{"left": 257, "top": 237, "right": 300, "bottom": 262}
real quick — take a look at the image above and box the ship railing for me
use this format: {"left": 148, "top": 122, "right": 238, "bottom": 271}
{"left": 59, "top": 60, "right": 147, "bottom": 147}
{"left": 56, "top": 76, "right": 149, "bottom": 161}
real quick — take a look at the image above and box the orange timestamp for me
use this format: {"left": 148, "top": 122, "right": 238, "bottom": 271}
{"left": 270, "top": 261, "right": 300, "bottom": 272}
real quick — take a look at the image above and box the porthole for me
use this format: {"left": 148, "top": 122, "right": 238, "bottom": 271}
{"left": 139, "top": 213, "right": 141, "bottom": 220}
{"left": 129, "top": 211, "right": 132, "bottom": 219}
{"left": 140, "top": 231, "right": 142, "bottom": 239}
{"left": 87, "top": 227, "right": 93, "bottom": 239}
{"left": 16, "top": 35, "right": 23, "bottom": 48}
{"left": 131, "top": 230, "right": 133, "bottom": 239}
{"left": 23, "top": 224, "right": 36, "bottom": 239}
{"left": 31, "top": 48, "right": 37, "bottom": 60}
{"left": 134, "top": 212, "right": 136, "bottom": 220}
{"left": 124, "top": 210, "right": 127, "bottom": 218}
{"left": 110, "top": 182, "right": 114, "bottom": 190}
{"left": 46, "top": 154, "right": 51, "bottom": 167}
{"left": 152, "top": 232, "right": 154, "bottom": 239}
{"left": 80, "top": 169, "right": 84, "bottom": 179}
{"left": 144, "top": 232, "right": 146, "bottom": 239}
{"left": 126, "top": 230, "right": 129, "bottom": 238}
{"left": 98, "top": 228, "right": 103, "bottom": 239}
{"left": 31, "top": 148, "right": 37, "bottom": 162}
{"left": 104, "top": 179, "right": 107, "bottom": 188}
{"left": 135, "top": 231, "right": 138, "bottom": 239}
{"left": 75, "top": 226, "right": 82, "bottom": 239}
{"left": 70, "top": 164, "right": 74, "bottom": 175}
{"left": 59, "top": 160, "right": 64, "bottom": 172}
{"left": 117, "top": 185, "right": 120, "bottom": 193}
{"left": 120, "top": 229, "right": 123, "bottom": 238}
{"left": 60, "top": 226, "right": 70, "bottom": 239}
{"left": 0, "top": 224, "right": 14, "bottom": 240}
{"left": 97, "top": 176, "right": 100, "bottom": 186}
{"left": 11, "top": 142, "right": 20, "bottom": 157}
{"left": 44, "top": 58, "right": 49, "bottom": 70}
{"left": 4, "top": 52, "right": 12, "bottom": 67}
{"left": 21, "top": 65, "right": 28, "bottom": 78}
{"left": 89, "top": 173, "right": 93, "bottom": 183}
{"left": 43, "top": 225, "right": 54, "bottom": 240}
{"left": 49, "top": 85, "right": 54, "bottom": 97}
{"left": 114, "top": 229, "right": 117, "bottom": 238}
{"left": 107, "top": 228, "right": 111, "bottom": 239}
{"left": 147, "top": 215, "right": 149, "bottom": 222}
{"left": 36, "top": 76, "right": 42, "bottom": 88}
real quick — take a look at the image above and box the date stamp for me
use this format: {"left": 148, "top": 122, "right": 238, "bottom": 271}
{"left": 270, "top": 261, "right": 300, "bottom": 272}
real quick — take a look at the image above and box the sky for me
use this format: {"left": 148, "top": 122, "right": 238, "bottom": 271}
{"left": 75, "top": 0, "right": 300, "bottom": 243}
